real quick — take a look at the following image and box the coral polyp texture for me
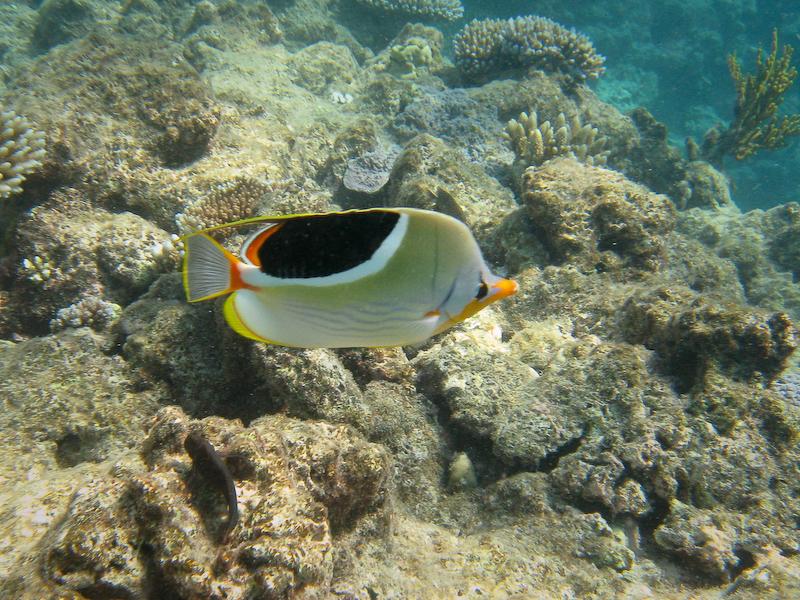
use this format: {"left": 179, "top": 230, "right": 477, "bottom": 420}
{"left": 0, "top": 110, "right": 45, "bottom": 200}
{"left": 454, "top": 16, "right": 605, "bottom": 83}
{"left": 504, "top": 110, "right": 608, "bottom": 167}
{"left": 175, "top": 177, "right": 269, "bottom": 235}
{"left": 50, "top": 296, "right": 121, "bottom": 333}
{"left": 352, "top": 0, "right": 463, "bottom": 21}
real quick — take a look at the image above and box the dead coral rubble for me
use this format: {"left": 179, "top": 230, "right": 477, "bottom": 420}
{"left": 40, "top": 407, "right": 390, "bottom": 599}
{"left": 520, "top": 157, "right": 676, "bottom": 272}
{"left": 622, "top": 286, "right": 798, "bottom": 389}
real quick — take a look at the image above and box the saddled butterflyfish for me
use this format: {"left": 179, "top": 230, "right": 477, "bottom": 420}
{"left": 181, "top": 207, "right": 518, "bottom": 348}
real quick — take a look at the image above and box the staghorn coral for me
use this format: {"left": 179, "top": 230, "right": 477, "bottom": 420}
{"left": 176, "top": 177, "right": 269, "bottom": 235}
{"left": 700, "top": 30, "right": 800, "bottom": 167}
{"left": 0, "top": 110, "right": 45, "bottom": 200}
{"left": 352, "top": 0, "right": 463, "bottom": 21}
{"left": 454, "top": 16, "right": 605, "bottom": 84}
{"left": 504, "top": 110, "right": 608, "bottom": 168}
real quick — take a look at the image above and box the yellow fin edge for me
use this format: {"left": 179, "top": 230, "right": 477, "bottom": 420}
{"left": 182, "top": 233, "right": 240, "bottom": 303}
{"left": 223, "top": 294, "right": 279, "bottom": 345}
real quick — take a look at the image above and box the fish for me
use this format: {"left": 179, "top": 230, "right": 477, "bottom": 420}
{"left": 181, "top": 207, "right": 518, "bottom": 348}
{"left": 184, "top": 431, "right": 239, "bottom": 543}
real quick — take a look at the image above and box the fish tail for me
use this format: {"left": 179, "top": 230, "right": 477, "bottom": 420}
{"left": 182, "top": 233, "right": 246, "bottom": 302}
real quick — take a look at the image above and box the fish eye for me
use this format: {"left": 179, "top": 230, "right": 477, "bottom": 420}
{"left": 476, "top": 280, "right": 489, "bottom": 300}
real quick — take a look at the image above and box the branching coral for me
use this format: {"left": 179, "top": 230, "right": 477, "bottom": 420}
{"left": 454, "top": 16, "right": 605, "bottom": 84}
{"left": 700, "top": 30, "right": 800, "bottom": 167}
{"left": 352, "top": 0, "right": 463, "bottom": 21}
{"left": 0, "top": 110, "right": 46, "bottom": 200}
{"left": 176, "top": 178, "right": 269, "bottom": 235}
{"left": 50, "top": 297, "right": 121, "bottom": 332}
{"left": 504, "top": 111, "right": 608, "bottom": 167}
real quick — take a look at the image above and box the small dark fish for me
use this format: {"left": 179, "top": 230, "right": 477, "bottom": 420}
{"left": 184, "top": 431, "right": 238, "bottom": 542}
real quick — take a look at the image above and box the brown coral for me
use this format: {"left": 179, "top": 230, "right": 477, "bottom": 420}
{"left": 701, "top": 30, "right": 800, "bottom": 166}
{"left": 520, "top": 157, "right": 676, "bottom": 272}
{"left": 504, "top": 110, "right": 608, "bottom": 168}
{"left": 40, "top": 406, "right": 390, "bottom": 598}
{"left": 176, "top": 177, "right": 270, "bottom": 235}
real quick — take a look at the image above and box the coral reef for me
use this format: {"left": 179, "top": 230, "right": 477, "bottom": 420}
{"left": 701, "top": 30, "right": 800, "bottom": 167}
{"left": 32, "top": 0, "right": 103, "bottom": 51}
{"left": 519, "top": 157, "right": 676, "bottom": 272}
{"left": 454, "top": 16, "right": 605, "bottom": 84}
{"left": 0, "top": 110, "right": 45, "bottom": 200}
{"left": 39, "top": 406, "right": 390, "bottom": 598}
{"left": 7, "top": 195, "right": 175, "bottom": 333}
{"left": 0, "top": 327, "right": 166, "bottom": 482}
{"left": 1, "top": 2, "right": 800, "bottom": 597}
{"left": 387, "top": 134, "right": 516, "bottom": 243}
{"left": 392, "top": 87, "right": 502, "bottom": 153}
{"left": 677, "top": 204, "right": 800, "bottom": 320}
{"left": 288, "top": 42, "right": 360, "bottom": 95}
{"left": 351, "top": 0, "right": 463, "bottom": 22}
{"left": 49, "top": 296, "right": 121, "bottom": 332}
{"left": 622, "top": 287, "right": 798, "bottom": 389}
{"left": 774, "top": 371, "right": 800, "bottom": 405}
{"left": 504, "top": 110, "right": 608, "bottom": 168}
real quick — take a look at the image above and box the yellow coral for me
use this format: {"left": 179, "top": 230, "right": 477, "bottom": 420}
{"left": 701, "top": 30, "right": 800, "bottom": 166}
{"left": 504, "top": 111, "right": 607, "bottom": 167}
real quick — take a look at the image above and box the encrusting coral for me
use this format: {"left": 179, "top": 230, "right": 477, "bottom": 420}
{"left": 519, "top": 157, "right": 676, "bottom": 272}
{"left": 0, "top": 110, "right": 45, "bottom": 200}
{"left": 351, "top": 0, "right": 463, "bottom": 21}
{"left": 342, "top": 145, "right": 400, "bottom": 196}
{"left": 504, "top": 110, "right": 608, "bottom": 168}
{"left": 454, "top": 16, "right": 605, "bottom": 84}
{"left": 700, "top": 30, "right": 800, "bottom": 167}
